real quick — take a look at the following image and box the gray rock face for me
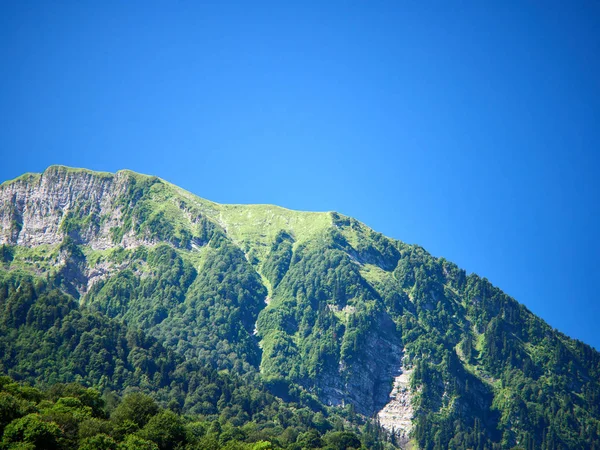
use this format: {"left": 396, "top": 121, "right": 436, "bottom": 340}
{"left": 0, "top": 166, "right": 148, "bottom": 250}
{"left": 378, "top": 364, "right": 414, "bottom": 448}
{"left": 0, "top": 166, "right": 161, "bottom": 297}
{"left": 320, "top": 311, "right": 403, "bottom": 416}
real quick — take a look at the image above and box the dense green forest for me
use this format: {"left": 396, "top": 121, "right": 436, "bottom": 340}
{"left": 1, "top": 166, "right": 600, "bottom": 449}
{"left": 0, "top": 270, "right": 388, "bottom": 449}
{"left": 0, "top": 374, "right": 386, "bottom": 449}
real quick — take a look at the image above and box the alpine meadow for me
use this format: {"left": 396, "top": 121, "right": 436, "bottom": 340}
{"left": 0, "top": 165, "right": 598, "bottom": 450}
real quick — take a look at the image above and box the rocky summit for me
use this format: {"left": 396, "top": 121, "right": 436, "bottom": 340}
{"left": 1, "top": 165, "right": 599, "bottom": 449}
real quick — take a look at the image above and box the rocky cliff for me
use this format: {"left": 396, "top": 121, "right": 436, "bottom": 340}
{"left": 2, "top": 167, "right": 131, "bottom": 248}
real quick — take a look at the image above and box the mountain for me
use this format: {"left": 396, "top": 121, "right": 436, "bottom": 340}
{"left": 1, "top": 165, "right": 599, "bottom": 450}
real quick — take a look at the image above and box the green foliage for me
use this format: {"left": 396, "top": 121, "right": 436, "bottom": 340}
{"left": 86, "top": 244, "right": 196, "bottom": 326}
{"left": 0, "top": 272, "right": 386, "bottom": 448}
{"left": 0, "top": 246, "right": 14, "bottom": 265}
{"left": 119, "top": 434, "right": 158, "bottom": 450}
{"left": 138, "top": 410, "right": 185, "bottom": 450}
{"left": 261, "top": 231, "right": 294, "bottom": 289}
{"left": 85, "top": 240, "right": 266, "bottom": 373}
{"left": 79, "top": 434, "right": 118, "bottom": 450}
{"left": 257, "top": 235, "right": 397, "bottom": 407}
{"left": 111, "top": 394, "right": 158, "bottom": 429}
{"left": 2, "top": 413, "right": 63, "bottom": 449}
{"left": 60, "top": 209, "right": 100, "bottom": 242}
{"left": 323, "top": 431, "right": 362, "bottom": 450}
{"left": 0, "top": 375, "right": 384, "bottom": 449}
{"left": 158, "top": 236, "right": 267, "bottom": 371}
{"left": 256, "top": 221, "right": 600, "bottom": 448}
{"left": 107, "top": 174, "right": 219, "bottom": 249}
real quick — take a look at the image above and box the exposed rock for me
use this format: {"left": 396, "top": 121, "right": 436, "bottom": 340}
{"left": 0, "top": 166, "right": 150, "bottom": 250}
{"left": 0, "top": 167, "right": 163, "bottom": 298}
{"left": 378, "top": 364, "right": 414, "bottom": 448}
{"left": 319, "top": 311, "right": 403, "bottom": 416}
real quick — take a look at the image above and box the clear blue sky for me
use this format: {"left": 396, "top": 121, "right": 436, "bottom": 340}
{"left": 1, "top": 1, "right": 599, "bottom": 349}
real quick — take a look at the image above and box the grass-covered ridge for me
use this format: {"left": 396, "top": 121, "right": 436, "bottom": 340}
{"left": 1, "top": 166, "right": 340, "bottom": 256}
{"left": 0, "top": 172, "right": 42, "bottom": 188}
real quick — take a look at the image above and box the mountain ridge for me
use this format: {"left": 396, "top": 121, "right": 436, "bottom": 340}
{"left": 1, "top": 165, "right": 599, "bottom": 449}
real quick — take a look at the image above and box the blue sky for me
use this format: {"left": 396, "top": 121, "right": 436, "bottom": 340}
{"left": 1, "top": 1, "right": 599, "bottom": 349}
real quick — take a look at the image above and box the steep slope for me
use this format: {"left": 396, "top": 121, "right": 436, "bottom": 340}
{"left": 1, "top": 165, "right": 599, "bottom": 449}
